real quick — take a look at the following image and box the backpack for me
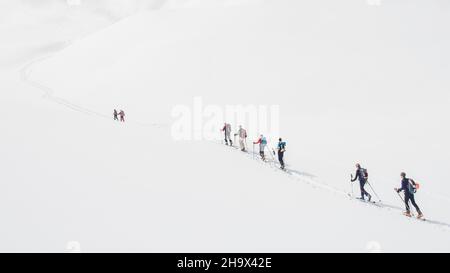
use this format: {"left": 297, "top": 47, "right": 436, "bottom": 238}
{"left": 361, "top": 168, "right": 368, "bottom": 179}
{"left": 261, "top": 137, "right": 267, "bottom": 145}
{"left": 226, "top": 124, "right": 231, "bottom": 132}
{"left": 408, "top": 179, "right": 418, "bottom": 194}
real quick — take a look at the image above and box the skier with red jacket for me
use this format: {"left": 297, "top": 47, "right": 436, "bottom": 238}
{"left": 119, "top": 110, "right": 125, "bottom": 122}
{"left": 222, "top": 123, "right": 232, "bottom": 146}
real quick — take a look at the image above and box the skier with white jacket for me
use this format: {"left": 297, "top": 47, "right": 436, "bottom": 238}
{"left": 234, "top": 125, "right": 248, "bottom": 152}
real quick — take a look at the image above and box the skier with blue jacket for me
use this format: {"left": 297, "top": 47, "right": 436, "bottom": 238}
{"left": 277, "top": 138, "right": 286, "bottom": 170}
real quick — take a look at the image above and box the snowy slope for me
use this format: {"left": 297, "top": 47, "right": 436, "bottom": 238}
{"left": 0, "top": 0, "right": 166, "bottom": 68}
{"left": 1, "top": 0, "right": 450, "bottom": 252}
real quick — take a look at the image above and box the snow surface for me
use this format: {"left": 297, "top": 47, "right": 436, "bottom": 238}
{"left": 1, "top": 0, "right": 450, "bottom": 252}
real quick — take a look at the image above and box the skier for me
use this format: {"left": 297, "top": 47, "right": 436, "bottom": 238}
{"left": 234, "top": 125, "right": 248, "bottom": 152}
{"left": 119, "top": 110, "right": 125, "bottom": 122}
{"left": 351, "top": 163, "right": 372, "bottom": 201}
{"left": 395, "top": 172, "right": 423, "bottom": 219}
{"left": 276, "top": 138, "right": 286, "bottom": 170}
{"left": 253, "top": 134, "right": 267, "bottom": 161}
{"left": 113, "top": 109, "right": 119, "bottom": 121}
{"left": 222, "top": 123, "right": 233, "bottom": 146}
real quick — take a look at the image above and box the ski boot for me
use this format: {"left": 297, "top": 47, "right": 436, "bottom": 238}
{"left": 403, "top": 211, "right": 412, "bottom": 217}
{"left": 417, "top": 213, "right": 424, "bottom": 219}
{"left": 368, "top": 194, "right": 372, "bottom": 202}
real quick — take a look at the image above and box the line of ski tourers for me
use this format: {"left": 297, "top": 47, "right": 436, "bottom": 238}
{"left": 221, "top": 123, "right": 287, "bottom": 170}
{"left": 222, "top": 122, "right": 425, "bottom": 220}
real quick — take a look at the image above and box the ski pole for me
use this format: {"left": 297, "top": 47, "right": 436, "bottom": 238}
{"left": 266, "top": 145, "right": 275, "bottom": 166}
{"left": 272, "top": 148, "right": 277, "bottom": 168}
{"left": 396, "top": 190, "right": 405, "bottom": 203}
{"left": 350, "top": 174, "right": 354, "bottom": 197}
{"left": 367, "top": 181, "right": 381, "bottom": 202}
{"left": 252, "top": 143, "right": 255, "bottom": 160}
{"left": 270, "top": 147, "right": 276, "bottom": 166}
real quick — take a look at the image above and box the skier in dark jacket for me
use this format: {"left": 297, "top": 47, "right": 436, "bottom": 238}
{"left": 395, "top": 172, "right": 423, "bottom": 218}
{"left": 277, "top": 138, "right": 286, "bottom": 170}
{"left": 351, "top": 163, "right": 372, "bottom": 201}
{"left": 113, "top": 109, "right": 119, "bottom": 121}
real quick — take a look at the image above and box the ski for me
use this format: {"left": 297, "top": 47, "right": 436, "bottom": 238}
{"left": 405, "top": 215, "right": 427, "bottom": 222}
{"left": 403, "top": 212, "right": 426, "bottom": 221}
{"left": 357, "top": 198, "right": 377, "bottom": 204}
{"left": 347, "top": 194, "right": 383, "bottom": 207}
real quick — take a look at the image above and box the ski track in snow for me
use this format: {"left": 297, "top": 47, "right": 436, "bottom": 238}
{"left": 20, "top": 48, "right": 110, "bottom": 119}
{"left": 216, "top": 141, "right": 450, "bottom": 232}
{"left": 20, "top": 44, "right": 166, "bottom": 129}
